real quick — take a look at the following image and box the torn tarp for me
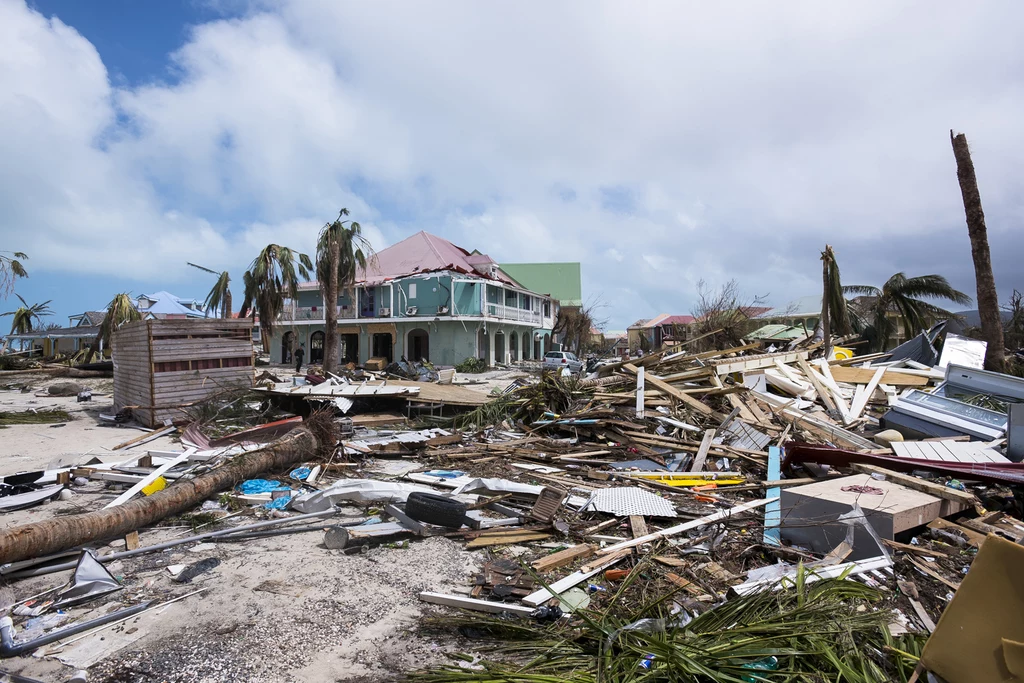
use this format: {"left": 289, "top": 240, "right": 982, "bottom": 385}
{"left": 289, "top": 479, "right": 442, "bottom": 513}
{"left": 52, "top": 551, "right": 122, "bottom": 609}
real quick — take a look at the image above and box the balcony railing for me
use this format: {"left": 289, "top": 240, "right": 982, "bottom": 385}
{"left": 485, "top": 303, "right": 542, "bottom": 325}
{"left": 279, "top": 305, "right": 359, "bottom": 322}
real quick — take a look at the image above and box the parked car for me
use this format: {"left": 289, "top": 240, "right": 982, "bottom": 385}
{"left": 543, "top": 351, "right": 583, "bottom": 374}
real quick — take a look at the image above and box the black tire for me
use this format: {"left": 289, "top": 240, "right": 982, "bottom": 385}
{"left": 405, "top": 492, "right": 467, "bottom": 528}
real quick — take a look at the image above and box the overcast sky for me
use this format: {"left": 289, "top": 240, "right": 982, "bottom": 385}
{"left": 2, "top": 0, "right": 1023, "bottom": 330}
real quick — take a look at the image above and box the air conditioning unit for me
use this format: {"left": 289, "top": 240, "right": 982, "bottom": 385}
{"left": 379, "top": 308, "right": 392, "bottom": 317}
{"left": 437, "top": 306, "right": 449, "bottom": 315}
{"left": 406, "top": 306, "right": 418, "bottom": 316}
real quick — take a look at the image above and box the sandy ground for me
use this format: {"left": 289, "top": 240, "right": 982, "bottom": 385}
{"left": 0, "top": 371, "right": 496, "bottom": 681}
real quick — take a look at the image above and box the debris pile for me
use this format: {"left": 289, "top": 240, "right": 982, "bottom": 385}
{"left": 0, "top": 340, "right": 1020, "bottom": 681}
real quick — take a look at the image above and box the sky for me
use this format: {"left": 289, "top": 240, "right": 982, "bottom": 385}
{"left": 2, "top": 0, "right": 1024, "bottom": 331}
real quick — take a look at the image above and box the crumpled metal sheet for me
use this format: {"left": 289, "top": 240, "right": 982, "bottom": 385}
{"left": 451, "top": 478, "right": 545, "bottom": 497}
{"left": 53, "top": 551, "right": 122, "bottom": 609}
{"left": 581, "top": 487, "right": 677, "bottom": 518}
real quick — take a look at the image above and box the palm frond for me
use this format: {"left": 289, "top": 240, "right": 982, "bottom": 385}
{"left": 899, "top": 275, "right": 972, "bottom": 307}
{"left": 842, "top": 284, "right": 879, "bottom": 296}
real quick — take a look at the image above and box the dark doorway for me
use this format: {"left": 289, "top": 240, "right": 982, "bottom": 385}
{"left": 533, "top": 335, "right": 541, "bottom": 360}
{"left": 372, "top": 333, "right": 393, "bottom": 362}
{"left": 341, "top": 333, "right": 359, "bottom": 364}
{"left": 494, "top": 331, "right": 505, "bottom": 365}
{"left": 408, "top": 328, "right": 429, "bottom": 362}
{"left": 282, "top": 331, "right": 294, "bottom": 364}
{"left": 310, "top": 331, "right": 325, "bottom": 364}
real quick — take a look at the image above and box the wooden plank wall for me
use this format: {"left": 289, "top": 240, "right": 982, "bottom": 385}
{"left": 112, "top": 322, "right": 155, "bottom": 426}
{"left": 113, "top": 319, "right": 254, "bottom": 427}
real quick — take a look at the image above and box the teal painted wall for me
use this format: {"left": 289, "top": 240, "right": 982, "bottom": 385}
{"left": 295, "top": 290, "right": 322, "bottom": 307}
{"left": 395, "top": 276, "right": 451, "bottom": 315}
{"left": 453, "top": 281, "right": 481, "bottom": 315}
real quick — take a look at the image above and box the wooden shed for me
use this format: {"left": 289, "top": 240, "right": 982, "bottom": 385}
{"left": 112, "top": 319, "right": 254, "bottom": 427}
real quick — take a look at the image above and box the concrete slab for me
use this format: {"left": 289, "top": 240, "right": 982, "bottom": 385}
{"left": 781, "top": 473, "right": 959, "bottom": 560}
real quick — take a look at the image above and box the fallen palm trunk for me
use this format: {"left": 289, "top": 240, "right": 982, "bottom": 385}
{"left": 0, "top": 427, "right": 318, "bottom": 564}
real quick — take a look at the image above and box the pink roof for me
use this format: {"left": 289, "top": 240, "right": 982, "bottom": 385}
{"left": 359, "top": 231, "right": 517, "bottom": 285}
{"left": 640, "top": 313, "right": 671, "bottom": 328}
{"left": 657, "top": 315, "right": 695, "bottom": 326}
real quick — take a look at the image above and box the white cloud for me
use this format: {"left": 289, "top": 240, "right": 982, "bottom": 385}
{"left": 2, "top": 0, "right": 1024, "bottom": 326}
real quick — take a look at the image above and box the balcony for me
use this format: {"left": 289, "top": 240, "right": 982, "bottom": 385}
{"left": 279, "top": 305, "right": 358, "bottom": 322}
{"left": 485, "top": 303, "right": 542, "bottom": 326}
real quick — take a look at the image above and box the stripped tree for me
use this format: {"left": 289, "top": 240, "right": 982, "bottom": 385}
{"left": 820, "top": 245, "right": 852, "bottom": 352}
{"left": 316, "top": 210, "right": 373, "bottom": 373}
{"left": 951, "top": 130, "right": 1005, "bottom": 372}
{"left": 0, "top": 251, "right": 28, "bottom": 299}
{"left": 189, "top": 262, "right": 233, "bottom": 319}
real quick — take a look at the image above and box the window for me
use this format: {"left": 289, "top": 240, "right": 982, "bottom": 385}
{"left": 543, "top": 301, "right": 551, "bottom": 317}
{"left": 408, "top": 283, "right": 417, "bottom": 299}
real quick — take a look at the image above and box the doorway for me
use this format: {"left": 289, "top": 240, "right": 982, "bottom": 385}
{"left": 477, "top": 328, "right": 489, "bottom": 366}
{"left": 310, "top": 331, "right": 324, "bottom": 364}
{"left": 408, "top": 328, "right": 429, "bottom": 362}
{"left": 523, "top": 332, "right": 531, "bottom": 360}
{"left": 282, "top": 331, "right": 294, "bottom": 364}
{"left": 340, "top": 333, "right": 359, "bottom": 364}
{"left": 509, "top": 332, "right": 518, "bottom": 362}
{"left": 494, "top": 331, "right": 505, "bottom": 365}
{"left": 371, "top": 333, "right": 393, "bottom": 362}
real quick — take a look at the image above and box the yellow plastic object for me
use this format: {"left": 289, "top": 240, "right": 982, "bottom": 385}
{"left": 142, "top": 476, "right": 167, "bottom": 496}
{"left": 640, "top": 477, "right": 745, "bottom": 487}
{"left": 831, "top": 346, "right": 854, "bottom": 361}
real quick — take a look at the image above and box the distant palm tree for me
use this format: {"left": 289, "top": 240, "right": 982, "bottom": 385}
{"left": 1, "top": 295, "right": 52, "bottom": 351}
{"left": 317, "top": 210, "right": 373, "bottom": 372}
{"left": 820, "top": 245, "right": 852, "bottom": 350}
{"left": 239, "top": 245, "right": 313, "bottom": 353}
{"left": 845, "top": 274, "right": 972, "bottom": 351}
{"left": 0, "top": 251, "right": 28, "bottom": 299}
{"left": 83, "top": 292, "right": 142, "bottom": 362}
{"left": 188, "top": 263, "right": 233, "bottom": 319}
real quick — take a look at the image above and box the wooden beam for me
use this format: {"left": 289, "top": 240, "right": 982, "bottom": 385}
{"left": 531, "top": 544, "right": 595, "bottom": 572}
{"left": 623, "top": 363, "right": 713, "bottom": 416}
{"left": 112, "top": 425, "right": 175, "bottom": 451}
{"left": 418, "top": 592, "right": 535, "bottom": 616}
{"left": 690, "top": 429, "right": 715, "bottom": 472}
{"left": 629, "top": 515, "right": 649, "bottom": 538}
{"left": 846, "top": 366, "right": 885, "bottom": 422}
{"left": 597, "top": 498, "right": 776, "bottom": 555}
{"left": 104, "top": 452, "right": 191, "bottom": 509}
{"left": 797, "top": 359, "right": 838, "bottom": 413}
{"left": 522, "top": 553, "right": 628, "bottom": 606}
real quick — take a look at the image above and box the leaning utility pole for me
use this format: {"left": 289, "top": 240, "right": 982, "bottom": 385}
{"left": 951, "top": 130, "right": 1005, "bottom": 372}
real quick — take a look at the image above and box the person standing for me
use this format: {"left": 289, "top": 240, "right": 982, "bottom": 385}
{"left": 294, "top": 343, "right": 305, "bottom": 374}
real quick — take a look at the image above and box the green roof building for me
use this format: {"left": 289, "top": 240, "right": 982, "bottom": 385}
{"left": 499, "top": 262, "right": 582, "bottom": 308}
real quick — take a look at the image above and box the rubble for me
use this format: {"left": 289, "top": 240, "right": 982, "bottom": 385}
{"left": 0, "top": 334, "right": 1020, "bottom": 681}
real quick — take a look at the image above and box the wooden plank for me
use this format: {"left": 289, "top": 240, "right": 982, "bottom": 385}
{"left": 849, "top": 464, "right": 977, "bottom": 504}
{"left": 797, "top": 359, "right": 838, "bottom": 413}
{"left": 710, "top": 350, "right": 809, "bottom": 375}
{"left": 104, "top": 452, "right": 191, "bottom": 508}
{"left": 522, "top": 553, "right": 628, "bottom": 606}
{"left": 847, "top": 366, "right": 885, "bottom": 422}
{"left": 629, "top": 515, "right": 649, "bottom": 538}
{"left": 882, "top": 539, "right": 953, "bottom": 558}
{"left": 635, "top": 366, "right": 645, "bottom": 419}
{"left": 689, "top": 429, "right": 715, "bottom": 472}
{"left": 418, "top": 592, "right": 535, "bottom": 616}
{"left": 465, "top": 532, "right": 551, "bottom": 548}
{"left": 531, "top": 545, "right": 596, "bottom": 572}
{"left": 907, "top": 556, "right": 961, "bottom": 591}
{"left": 597, "top": 498, "right": 776, "bottom": 555}
{"left": 829, "top": 365, "right": 929, "bottom": 387}
{"left": 814, "top": 360, "right": 852, "bottom": 421}
{"left": 764, "top": 446, "right": 782, "bottom": 546}
{"left": 112, "top": 426, "right": 174, "bottom": 451}
{"left": 622, "top": 363, "right": 713, "bottom": 416}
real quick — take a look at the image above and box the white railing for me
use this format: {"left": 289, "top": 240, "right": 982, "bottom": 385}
{"left": 279, "top": 305, "right": 359, "bottom": 322}
{"left": 485, "top": 303, "right": 542, "bottom": 325}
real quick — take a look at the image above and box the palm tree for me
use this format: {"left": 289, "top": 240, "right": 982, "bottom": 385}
{"left": 82, "top": 293, "right": 142, "bottom": 362}
{"left": 0, "top": 251, "right": 28, "bottom": 299}
{"left": 317, "top": 210, "right": 373, "bottom": 373}
{"left": 951, "top": 131, "right": 1005, "bottom": 372}
{"left": 820, "top": 245, "right": 852, "bottom": 351}
{"left": 188, "top": 263, "right": 233, "bottom": 319}
{"left": 1, "top": 295, "right": 52, "bottom": 351}
{"left": 239, "top": 245, "right": 313, "bottom": 354}
{"left": 844, "top": 274, "right": 972, "bottom": 351}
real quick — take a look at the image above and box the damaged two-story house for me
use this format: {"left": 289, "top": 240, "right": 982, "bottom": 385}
{"left": 270, "top": 231, "right": 560, "bottom": 367}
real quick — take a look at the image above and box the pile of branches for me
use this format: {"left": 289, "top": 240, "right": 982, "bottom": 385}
{"left": 410, "top": 568, "right": 924, "bottom": 683}
{"left": 452, "top": 373, "right": 593, "bottom": 431}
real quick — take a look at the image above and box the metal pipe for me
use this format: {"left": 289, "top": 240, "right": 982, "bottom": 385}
{"left": 2, "top": 509, "right": 346, "bottom": 579}
{"left": 0, "top": 602, "right": 151, "bottom": 657}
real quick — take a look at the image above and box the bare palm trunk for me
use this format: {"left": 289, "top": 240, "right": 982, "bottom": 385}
{"left": 951, "top": 131, "right": 1005, "bottom": 372}
{"left": 224, "top": 289, "right": 232, "bottom": 320}
{"left": 323, "top": 235, "right": 340, "bottom": 374}
{"left": 821, "top": 246, "right": 831, "bottom": 353}
{"left": 0, "top": 428, "right": 317, "bottom": 564}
